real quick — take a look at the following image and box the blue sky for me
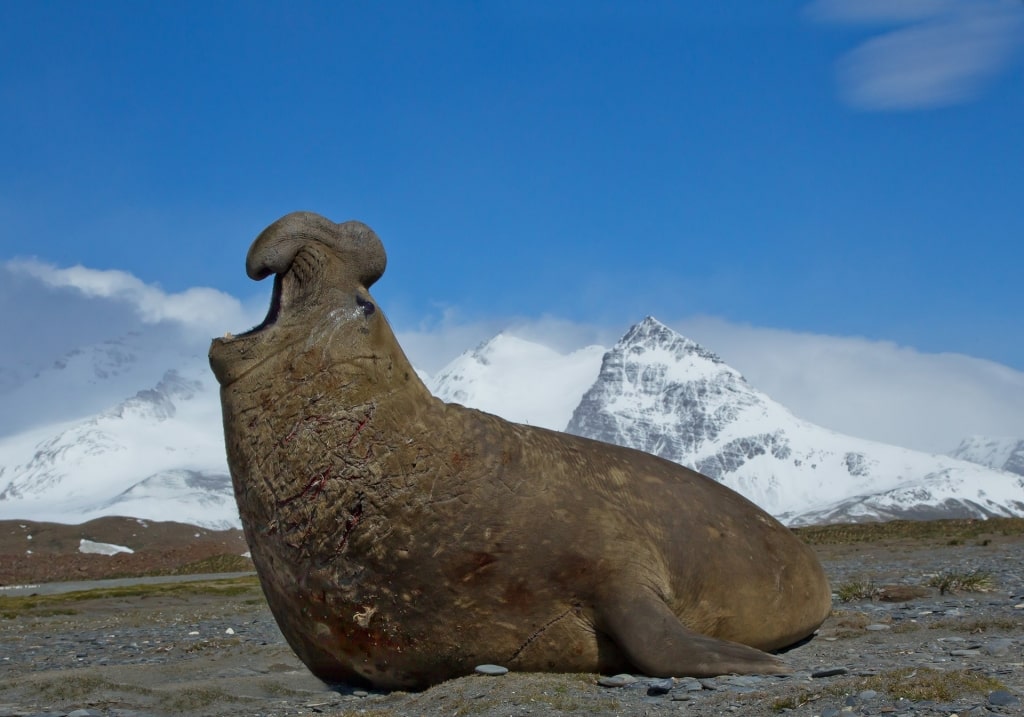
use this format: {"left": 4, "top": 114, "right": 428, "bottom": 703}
{"left": 2, "top": 0, "right": 1024, "bottom": 377}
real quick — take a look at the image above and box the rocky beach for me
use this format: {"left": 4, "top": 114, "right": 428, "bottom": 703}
{"left": 1, "top": 519, "right": 1022, "bottom": 717}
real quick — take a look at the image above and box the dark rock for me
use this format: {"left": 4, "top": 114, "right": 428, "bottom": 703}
{"left": 646, "top": 678, "right": 673, "bottom": 695}
{"left": 989, "top": 690, "right": 1021, "bottom": 707}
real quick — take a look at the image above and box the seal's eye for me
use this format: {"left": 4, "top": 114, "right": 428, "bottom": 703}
{"left": 356, "top": 295, "right": 376, "bottom": 317}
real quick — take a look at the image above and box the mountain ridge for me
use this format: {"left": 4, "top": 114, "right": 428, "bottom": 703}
{"left": 1, "top": 316, "right": 1021, "bottom": 527}
{"left": 565, "top": 317, "right": 1022, "bottom": 523}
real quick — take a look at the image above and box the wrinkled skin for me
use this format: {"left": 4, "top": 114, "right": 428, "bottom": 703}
{"left": 209, "top": 211, "right": 832, "bottom": 690}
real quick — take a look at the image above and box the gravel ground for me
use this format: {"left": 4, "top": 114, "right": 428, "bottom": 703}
{"left": 0, "top": 531, "right": 1022, "bottom": 717}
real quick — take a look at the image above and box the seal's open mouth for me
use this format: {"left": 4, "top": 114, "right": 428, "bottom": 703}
{"left": 229, "top": 274, "right": 284, "bottom": 341}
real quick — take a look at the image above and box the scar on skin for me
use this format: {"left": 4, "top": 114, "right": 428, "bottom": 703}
{"left": 509, "top": 605, "right": 578, "bottom": 662}
{"left": 354, "top": 605, "right": 378, "bottom": 627}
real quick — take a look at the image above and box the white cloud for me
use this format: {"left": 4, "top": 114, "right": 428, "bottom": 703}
{"left": 808, "top": 0, "right": 1024, "bottom": 110}
{"left": 6, "top": 259, "right": 253, "bottom": 335}
{"left": 0, "top": 261, "right": 267, "bottom": 435}
{"left": 667, "top": 316, "right": 1024, "bottom": 455}
{"left": 3, "top": 258, "right": 1021, "bottom": 457}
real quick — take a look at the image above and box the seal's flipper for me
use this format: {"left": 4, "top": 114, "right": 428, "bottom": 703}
{"left": 598, "top": 588, "right": 790, "bottom": 677}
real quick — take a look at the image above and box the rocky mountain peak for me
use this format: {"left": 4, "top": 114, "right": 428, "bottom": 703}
{"left": 566, "top": 318, "right": 1023, "bottom": 521}
{"left": 102, "top": 370, "right": 203, "bottom": 422}
{"left": 567, "top": 318, "right": 761, "bottom": 466}
{"left": 621, "top": 316, "right": 726, "bottom": 365}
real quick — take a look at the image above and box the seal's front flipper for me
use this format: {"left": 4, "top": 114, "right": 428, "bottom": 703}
{"left": 597, "top": 588, "right": 790, "bottom": 678}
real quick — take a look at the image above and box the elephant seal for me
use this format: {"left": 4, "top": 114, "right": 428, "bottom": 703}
{"left": 209, "top": 211, "right": 831, "bottom": 690}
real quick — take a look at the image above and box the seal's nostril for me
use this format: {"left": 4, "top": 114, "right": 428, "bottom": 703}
{"left": 356, "top": 296, "right": 376, "bottom": 317}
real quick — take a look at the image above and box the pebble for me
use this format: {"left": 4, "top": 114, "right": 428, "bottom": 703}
{"left": 812, "top": 667, "right": 849, "bottom": 678}
{"left": 988, "top": 690, "right": 1021, "bottom": 707}
{"left": 678, "top": 677, "right": 703, "bottom": 692}
{"left": 865, "top": 623, "right": 891, "bottom": 631}
{"left": 473, "top": 664, "right": 508, "bottom": 676}
{"left": 597, "top": 674, "right": 636, "bottom": 687}
{"left": 646, "top": 678, "right": 673, "bottom": 695}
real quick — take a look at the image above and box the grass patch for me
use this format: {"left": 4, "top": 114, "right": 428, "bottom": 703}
{"left": 835, "top": 578, "right": 879, "bottom": 602}
{"left": 159, "top": 686, "right": 239, "bottom": 711}
{"left": 772, "top": 668, "right": 1004, "bottom": 711}
{"left": 771, "top": 682, "right": 848, "bottom": 712}
{"left": 925, "top": 570, "right": 995, "bottom": 595}
{"left": 169, "top": 553, "right": 254, "bottom": 575}
{"left": 861, "top": 668, "right": 1004, "bottom": 702}
{"left": 0, "top": 605, "right": 78, "bottom": 620}
{"left": 793, "top": 517, "right": 1024, "bottom": 545}
{"left": 0, "top": 575, "right": 260, "bottom": 619}
{"left": 827, "top": 609, "right": 873, "bottom": 637}
{"left": 31, "top": 675, "right": 149, "bottom": 702}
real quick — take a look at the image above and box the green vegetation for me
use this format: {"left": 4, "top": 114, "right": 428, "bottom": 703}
{"left": 0, "top": 575, "right": 260, "bottom": 619}
{"left": 169, "top": 552, "right": 254, "bottom": 575}
{"left": 0, "top": 604, "right": 78, "bottom": 619}
{"left": 159, "top": 686, "right": 239, "bottom": 711}
{"left": 925, "top": 569, "right": 995, "bottom": 594}
{"left": 26, "top": 675, "right": 154, "bottom": 702}
{"left": 861, "top": 668, "right": 1003, "bottom": 702}
{"left": 835, "top": 578, "right": 879, "bottom": 602}
{"left": 772, "top": 668, "right": 1005, "bottom": 711}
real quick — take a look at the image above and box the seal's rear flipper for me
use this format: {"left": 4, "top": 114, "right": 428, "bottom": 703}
{"left": 598, "top": 589, "right": 791, "bottom": 677}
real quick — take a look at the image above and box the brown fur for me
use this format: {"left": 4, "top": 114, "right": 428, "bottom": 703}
{"left": 209, "top": 211, "right": 831, "bottom": 689}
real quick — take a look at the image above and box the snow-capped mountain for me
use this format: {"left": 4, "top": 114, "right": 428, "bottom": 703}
{"left": 789, "top": 469, "right": 1024, "bottom": 525}
{"left": 949, "top": 435, "right": 1024, "bottom": 477}
{"left": 0, "top": 327, "right": 210, "bottom": 438}
{"left": 429, "top": 333, "right": 605, "bottom": 430}
{"left": 1, "top": 315, "right": 1021, "bottom": 528}
{"left": 0, "top": 359, "right": 236, "bottom": 529}
{"left": 564, "top": 317, "right": 1023, "bottom": 524}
